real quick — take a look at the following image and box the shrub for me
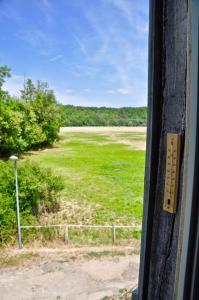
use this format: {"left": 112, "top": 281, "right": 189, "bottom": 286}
{"left": 0, "top": 160, "right": 64, "bottom": 244}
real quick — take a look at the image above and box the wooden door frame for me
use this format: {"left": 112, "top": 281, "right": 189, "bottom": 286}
{"left": 137, "top": 0, "right": 199, "bottom": 299}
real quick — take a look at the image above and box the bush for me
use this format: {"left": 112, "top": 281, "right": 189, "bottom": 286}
{"left": 0, "top": 160, "right": 64, "bottom": 244}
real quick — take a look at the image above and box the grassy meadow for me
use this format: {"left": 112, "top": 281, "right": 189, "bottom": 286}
{"left": 23, "top": 128, "right": 146, "bottom": 244}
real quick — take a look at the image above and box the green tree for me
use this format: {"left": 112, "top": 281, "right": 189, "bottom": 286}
{"left": 0, "top": 65, "right": 11, "bottom": 98}
{"left": 20, "top": 79, "right": 36, "bottom": 101}
{"left": 0, "top": 67, "right": 62, "bottom": 156}
{"left": 0, "top": 65, "right": 11, "bottom": 90}
{"left": 0, "top": 101, "right": 27, "bottom": 155}
{"left": 32, "top": 92, "right": 61, "bottom": 145}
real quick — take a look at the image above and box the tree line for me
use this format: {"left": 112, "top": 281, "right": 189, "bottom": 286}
{"left": 60, "top": 105, "right": 147, "bottom": 127}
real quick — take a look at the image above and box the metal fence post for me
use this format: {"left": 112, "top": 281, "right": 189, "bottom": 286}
{"left": 64, "top": 225, "right": 69, "bottom": 244}
{"left": 112, "top": 224, "right": 116, "bottom": 243}
{"left": 10, "top": 155, "right": 23, "bottom": 249}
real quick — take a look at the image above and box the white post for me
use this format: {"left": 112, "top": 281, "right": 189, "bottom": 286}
{"left": 10, "top": 155, "right": 22, "bottom": 249}
{"left": 64, "top": 225, "right": 69, "bottom": 244}
{"left": 112, "top": 224, "right": 116, "bottom": 244}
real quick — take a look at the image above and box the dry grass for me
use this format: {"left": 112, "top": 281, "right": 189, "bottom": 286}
{"left": 102, "top": 289, "right": 132, "bottom": 300}
{"left": 60, "top": 126, "right": 146, "bottom": 133}
{"left": 0, "top": 243, "right": 140, "bottom": 269}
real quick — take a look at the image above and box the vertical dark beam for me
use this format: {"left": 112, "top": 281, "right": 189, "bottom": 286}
{"left": 147, "top": 0, "right": 187, "bottom": 299}
{"left": 138, "top": 0, "right": 164, "bottom": 298}
{"left": 138, "top": 0, "right": 188, "bottom": 299}
{"left": 175, "top": 1, "right": 199, "bottom": 299}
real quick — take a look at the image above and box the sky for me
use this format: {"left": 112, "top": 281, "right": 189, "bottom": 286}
{"left": 0, "top": 0, "right": 149, "bottom": 107}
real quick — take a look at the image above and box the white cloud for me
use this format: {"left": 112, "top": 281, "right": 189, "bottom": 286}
{"left": 107, "top": 88, "right": 129, "bottom": 95}
{"left": 38, "top": 0, "right": 54, "bottom": 24}
{"left": 16, "top": 28, "right": 55, "bottom": 58}
{"left": 3, "top": 74, "right": 25, "bottom": 97}
{"left": 2, "top": 73, "right": 146, "bottom": 107}
{"left": 65, "top": 89, "right": 73, "bottom": 94}
{"left": 2, "top": 0, "right": 148, "bottom": 107}
{"left": 49, "top": 54, "right": 63, "bottom": 62}
{"left": 55, "top": 91, "right": 108, "bottom": 107}
{"left": 108, "top": 0, "right": 134, "bottom": 25}
{"left": 116, "top": 88, "right": 129, "bottom": 95}
{"left": 17, "top": 29, "right": 47, "bottom": 48}
{"left": 108, "top": 0, "right": 148, "bottom": 34}
{"left": 0, "top": 2, "right": 23, "bottom": 25}
{"left": 83, "top": 88, "right": 90, "bottom": 92}
{"left": 84, "top": 7, "right": 148, "bottom": 103}
{"left": 74, "top": 35, "right": 89, "bottom": 58}
{"left": 42, "top": 0, "right": 51, "bottom": 9}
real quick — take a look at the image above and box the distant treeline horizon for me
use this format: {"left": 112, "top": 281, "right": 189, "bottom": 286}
{"left": 61, "top": 105, "right": 147, "bottom": 127}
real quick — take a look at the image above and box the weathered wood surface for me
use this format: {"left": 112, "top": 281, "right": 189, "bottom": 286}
{"left": 147, "top": 0, "right": 188, "bottom": 299}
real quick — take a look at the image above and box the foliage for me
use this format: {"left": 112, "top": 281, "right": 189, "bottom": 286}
{"left": 0, "top": 67, "right": 62, "bottom": 156}
{"left": 20, "top": 79, "right": 36, "bottom": 101}
{"left": 0, "top": 160, "right": 64, "bottom": 244}
{"left": 31, "top": 92, "right": 61, "bottom": 145}
{"left": 60, "top": 105, "right": 147, "bottom": 127}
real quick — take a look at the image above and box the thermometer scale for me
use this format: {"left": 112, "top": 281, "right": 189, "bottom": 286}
{"left": 163, "top": 133, "right": 181, "bottom": 213}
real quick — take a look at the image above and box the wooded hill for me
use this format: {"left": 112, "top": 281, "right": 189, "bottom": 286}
{"left": 60, "top": 105, "right": 147, "bottom": 126}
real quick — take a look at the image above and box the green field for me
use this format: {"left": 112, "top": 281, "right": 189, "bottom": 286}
{"left": 25, "top": 128, "right": 146, "bottom": 243}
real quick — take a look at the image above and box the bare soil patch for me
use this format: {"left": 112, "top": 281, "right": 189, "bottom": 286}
{"left": 0, "top": 246, "right": 139, "bottom": 300}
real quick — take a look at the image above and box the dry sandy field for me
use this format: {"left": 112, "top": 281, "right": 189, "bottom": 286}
{"left": 60, "top": 126, "right": 146, "bottom": 150}
{"left": 60, "top": 126, "right": 147, "bottom": 133}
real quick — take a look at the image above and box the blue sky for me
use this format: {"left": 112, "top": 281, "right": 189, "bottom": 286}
{"left": 0, "top": 0, "right": 149, "bottom": 107}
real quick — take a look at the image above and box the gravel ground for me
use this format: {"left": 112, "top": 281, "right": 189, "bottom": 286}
{"left": 0, "top": 249, "right": 139, "bottom": 300}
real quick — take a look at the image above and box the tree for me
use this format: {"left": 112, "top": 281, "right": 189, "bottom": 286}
{"left": 32, "top": 93, "right": 61, "bottom": 144}
{"left": 20, "top": 79, "right": 36, "bottom": 101}
{"left": 0, "top": 65, "right": 11, "bottom": 98}
{"left": 0, "top": 101, "right": 27, "bottom": 154}
{"left": 0, "top": 67, "right": 62, "bottom": 156}
{"left": 0, "top": 65, "right": 11, "bottom": 89}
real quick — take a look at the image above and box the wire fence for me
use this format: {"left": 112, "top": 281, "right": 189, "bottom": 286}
{"left": 21, "top": 223, "right": 142, "bottom": 245}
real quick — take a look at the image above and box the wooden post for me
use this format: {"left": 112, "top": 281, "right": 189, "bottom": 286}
{"left": 112, "top": 224, "right": 116, "bottom": 244}
{"left": 138, "top": 0, "right": 188, "bottom": 298}
{"left": 64, "top": 225, "right": 69, "bottom": 244}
